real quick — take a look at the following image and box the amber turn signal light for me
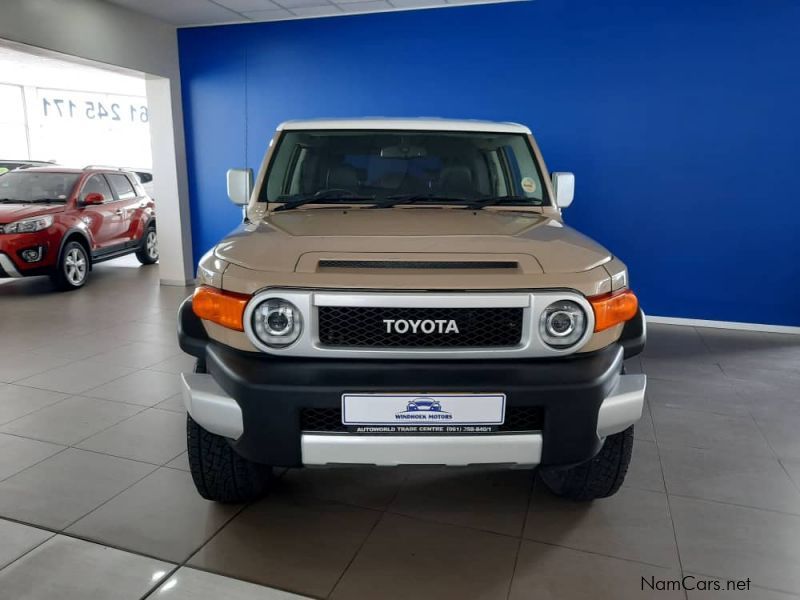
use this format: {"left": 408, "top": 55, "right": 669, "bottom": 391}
{"left": 589, "top": 289, "right": 639, "bottom": 332}
{"left": 192, "top": 286, "right": 251, "bottom": 331}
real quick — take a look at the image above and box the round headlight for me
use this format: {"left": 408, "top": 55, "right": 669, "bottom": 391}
{"left": 252, "top": 298, "right": 302, "bottom": 347}
{"left": 539, "top": 300, "right": 586, "bottom": 348}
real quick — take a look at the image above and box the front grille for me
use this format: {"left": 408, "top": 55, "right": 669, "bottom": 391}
{"left": 302, "top": 408, "right": 349, "bottom": 432}
{"left": 500, "top": 407, "right": 545, "bottom": 432}
{"left": 300, "top": 407, "right": 544, "bottom": 432}
{"left": 318, "top": 306, "right": 523, "bottom": 348}
{"left": 319, "top": 260, "right": 519, "bottom": 270}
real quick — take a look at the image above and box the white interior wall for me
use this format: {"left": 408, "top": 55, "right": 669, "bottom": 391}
{"left": 0, "top": 0, "right": 194, "bottom": 285}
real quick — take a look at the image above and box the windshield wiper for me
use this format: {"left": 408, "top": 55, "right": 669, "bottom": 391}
{"left": 273, "top": 189, "right": 375, "bottom": 212}
{"left": 462, "top": 196, "right": 542, "bottom": 210}
{"left": 367, "top": 194, "right": 473, "bottom": 209}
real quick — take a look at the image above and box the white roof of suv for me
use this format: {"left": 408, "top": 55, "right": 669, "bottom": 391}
{"left": 277, "top": 117, "right": 531, "bottom": 134}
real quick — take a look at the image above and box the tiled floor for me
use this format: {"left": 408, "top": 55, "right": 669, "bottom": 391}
{"left": 1, "top": 258, "right": 800, "bottom": 599}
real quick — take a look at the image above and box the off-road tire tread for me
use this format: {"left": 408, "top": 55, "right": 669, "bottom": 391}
{"left": 187, "top": 414, "right": 272, "bottom": 503}
{"left": 540, "top": 425, "right": 634, "bottom": 501}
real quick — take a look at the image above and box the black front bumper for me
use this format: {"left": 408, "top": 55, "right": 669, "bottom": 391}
{"left": 179, "top": 298, "right": 643, "bottom": 468}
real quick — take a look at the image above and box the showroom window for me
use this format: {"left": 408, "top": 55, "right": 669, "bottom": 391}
{"left": 0, "top": 83, "right": 30, "bottom": 162}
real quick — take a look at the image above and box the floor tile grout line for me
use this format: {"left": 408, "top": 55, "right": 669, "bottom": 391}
{"left": 65, "top": 363, "right": 160, "bottom": 398}
{"left": 326, "top": 509, "right": 387, "bottom": 599}
{"left": 181, "top": 562, "right": 327, "bottom": 600}
{"left": 68, "top": 404, "right": 153, "bottom": 448}
{"left": 665, "top": 490, "right": 800, "bottom": 519}
{"left": 0, "top": 410, "right": 185, "bottom": 472}
{"left": 154, "top": 490, "right": 334, "bottom": 600}
{"left": 279, "top": 473, "right": 704, "bottom": 570}
{"left": 649, "top": 398, "right": 782, "bottom": 460}
{"left": 79, "top": 394, "right": 184, "bottom": 411}
{"left": 694, "top": 326, "right": 714, "bottom": 354}
{"left": 504, "top": 470, "right": 536, "bottom": 600}
{"left": 383, "top": 500, "right": 681, "bottom": 571}
{"left": 0, "top": 522, "right": 57, "bottom": 575}
{"left": 505, "top": 536, "right": 684, "bottom": 572}
{"left": 647, "top": 394, "right": 686, "bottom": 575}
{"left": 137, "top": 565, "right": 181, "bottom": 600}
{"left": 137, "top": 498, "right": 254, "bottom": 600}
{"left": 6, "top": 363, "right": 141, "bottom": 398}
{"left": 1, "top": 355, "right": 88, "bottom": 385}
{"left": 0, "top": 390, "right": 166, "bottom": 434}
{"left": 57, "top": 461, "right": 161, "bottom": 532}
{"left": 0, "top": 390, "right": 77, "bottom": 428}
{"left": 60, "top": 444, "right": 176, "bottom": 470}
{"left": 0, "top": 427, "right": 70, "bottom": 448}
{"left": 0, "top": 446, "right": 71, "bottom": 485}
{"left": 778, "top": 458, "right": 800, "bottom": 496}
{"left": 380, "top": 505, "right": 525, "bottom": 540}
{"left": 0, "top": 392, "right": 180, "bottom": 455}
{"left": 0, "top": 513, "right": 178, "bottom": 570}
{"left": 748, "top": 408, "right": 788, "bottom": 464}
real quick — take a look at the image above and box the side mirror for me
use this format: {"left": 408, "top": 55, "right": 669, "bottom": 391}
{"left": 227, "top": 168, "right": 253, "bottom": 206}
{"left": 83, "top": 192, "right": 105, "bottom": 205}
{"left": 552, "top": 172, "right": 575, "bottom": 208}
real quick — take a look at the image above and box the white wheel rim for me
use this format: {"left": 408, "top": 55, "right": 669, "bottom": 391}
{"left": 64, "top": 247, "right": 87, "bottom": 285}
{"left": 146, "top": 231, "right": 158, "bottom": 259}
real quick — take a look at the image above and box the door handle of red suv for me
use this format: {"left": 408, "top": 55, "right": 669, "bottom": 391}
{"left": 115, "top": 209, "right": 124, "bottom": 215}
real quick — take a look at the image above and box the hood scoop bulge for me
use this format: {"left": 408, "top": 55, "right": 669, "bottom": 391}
{"left": 317, "top": 260, "right": 520, "bottom": 271}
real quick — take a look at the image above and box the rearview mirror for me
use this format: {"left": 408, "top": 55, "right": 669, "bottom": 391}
{"left": 83, "top": 192, "right": 104, "bottom": 205}
{"left": 227, "top": 168, "right": 253, "bottom": 206}
{"left": 380, "top": 145, "right": 426, "bottom": 159}
{"left": 552, "top": 172, "right": 575, "bottom": 208}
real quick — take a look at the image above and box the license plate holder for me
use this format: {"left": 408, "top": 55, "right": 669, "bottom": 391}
{"left": 342, "top": 393, "right": 505, "bottom": 434}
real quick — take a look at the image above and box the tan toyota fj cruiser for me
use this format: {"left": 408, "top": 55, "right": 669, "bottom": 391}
{"left": 178, "top": 118, "right": 646, "bottom": 503}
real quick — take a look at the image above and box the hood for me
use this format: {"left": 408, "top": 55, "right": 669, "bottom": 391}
{"left": 0, "top": 203, "right": 65, "bottom": 224}
{"left": 214, "top": 208, "right": 611, "bottom": 275}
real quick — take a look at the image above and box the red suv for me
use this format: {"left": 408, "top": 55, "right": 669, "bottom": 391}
{"left": 0, "top": 167, "right": 157, "bottom": 290}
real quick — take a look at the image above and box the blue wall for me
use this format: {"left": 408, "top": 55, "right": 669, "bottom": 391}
{"left": 178, "top": 0, "right": 800, "bottom": 326}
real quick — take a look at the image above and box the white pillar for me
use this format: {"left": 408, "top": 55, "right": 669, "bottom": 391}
{"left": 146, "top": 76, "right": 194, "bottom": 286}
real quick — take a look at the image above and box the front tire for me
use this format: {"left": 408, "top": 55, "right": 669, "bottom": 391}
{"left": 539, "top": 425, "right": 634, "bottom": 501}
{"left": 187, "top": 414, "right": 272, "bottom": 503}
{"left": 51, "top": 241, "right": 89, "bottom": 291}
{"left": 136, "top": 225, "right": 159, "bottom": 265}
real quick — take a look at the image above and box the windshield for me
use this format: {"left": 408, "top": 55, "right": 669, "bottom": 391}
{"left": 0, "top": 172, "right": 79, "bottom": 203}
{"left": 260, "top": 130, "right": 549, "bottom": 206}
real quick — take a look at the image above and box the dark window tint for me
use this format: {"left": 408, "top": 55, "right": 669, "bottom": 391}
{"left": 135, "top": 171, "right": 152, "bottom": 184}
{"left": 263, "top": 130, "right": 547, "bottom": 205}
{"left": 106, "top": 174, "right": 137, "bottom": 200}
{"left": 81, "top": 175, "right": 113, "bottom": 202}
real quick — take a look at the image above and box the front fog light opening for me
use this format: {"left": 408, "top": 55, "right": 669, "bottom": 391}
{"left": 539, "top": 300, "right": 586, "bottom": 348}
{"left": 20, "top": 246, "right": 44, "bottom": 263}
{"left": 252, "top": 298, "right": 303, "bottom": 348}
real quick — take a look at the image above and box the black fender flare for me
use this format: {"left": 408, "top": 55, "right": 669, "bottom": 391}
{"left": 178, "top": 296, "right": 209, "bottom": 359}
{"left": 57, "top": 228, "right": 93, "bottom": 271}
{"left": 619, "top": 308, "right": 646, "bottom": 359}
{"left": 138, "top": 217, "right": 157, "bottom": 249}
